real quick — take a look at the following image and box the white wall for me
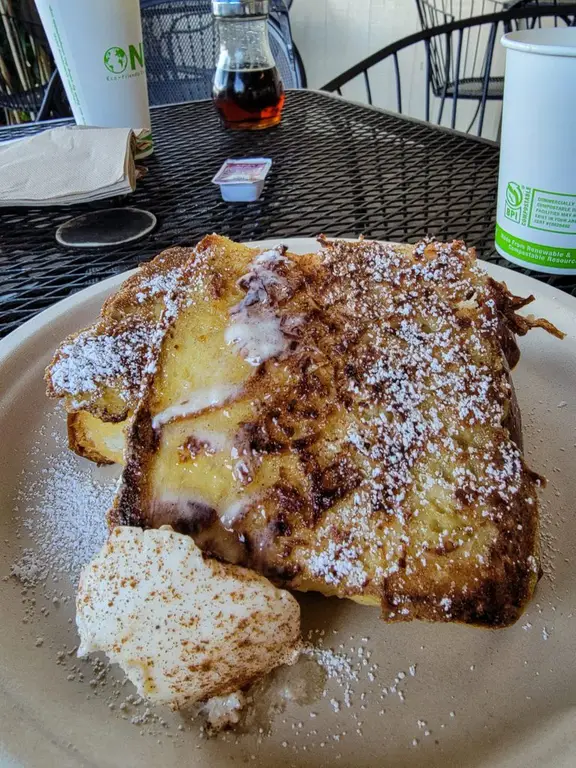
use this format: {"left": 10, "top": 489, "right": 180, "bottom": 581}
{"left": 290, "top": 0, "right": 503, "bottom": 140}
{"left": 290, "top": 0, "right": 419, "bottom": 90}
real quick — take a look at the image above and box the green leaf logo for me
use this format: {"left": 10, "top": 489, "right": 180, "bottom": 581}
{"left": 506, "top": 182, "right": 523, "bottom": 209}
{"left": 104, "top": 47, "right": 128, "bottom": 74}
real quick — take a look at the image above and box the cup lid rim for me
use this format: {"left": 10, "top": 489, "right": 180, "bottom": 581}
{"left": 502, "top": 28, "right": 576, "bottom": 58}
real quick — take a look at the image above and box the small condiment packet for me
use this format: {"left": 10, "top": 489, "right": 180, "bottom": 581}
{"left": 212, "top": 157, "right": 272, "bottom": 202}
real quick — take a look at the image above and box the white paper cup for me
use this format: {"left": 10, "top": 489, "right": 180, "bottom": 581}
{"left": 34, "top": 0, "right": 153, "bottom": 157}
{"left": 496, "top": 28, "right": 576, "bottom": 274}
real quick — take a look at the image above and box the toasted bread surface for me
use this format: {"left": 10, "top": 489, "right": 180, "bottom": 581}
{"left": 109, "top": 235, "right": 550, "bottom": 627}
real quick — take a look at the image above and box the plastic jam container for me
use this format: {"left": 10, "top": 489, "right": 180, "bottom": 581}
{"left": 212, "top": 158, "right": 272, "bottom": 202}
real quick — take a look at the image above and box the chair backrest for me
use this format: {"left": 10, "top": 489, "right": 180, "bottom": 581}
{"left": 322, "top": 6, "right": 576, "bottom": 139}
{"left": 140, "top": 0, "right": 303, "bottom": 107}
{"left": 415, "top": 0, "right": 571, "bottom": 97}
{"left": 415, "top": 1, "right": 506, "bottom": 96}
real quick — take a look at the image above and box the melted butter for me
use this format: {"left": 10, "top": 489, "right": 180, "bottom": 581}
{"left": 219, "top": 498, "right": 252, "bottom": 530}
{"left": 185, "top": 427, "right": 231, "bottom": 454}
{"left": 223, "top": 247, "right": 293, "bottom": 367}
{"left": 103, "top": 429, "right": 125, "bottom": 454}
{"left": 224, "top": 312, "right": 287, "bottom": 367}
{"left": 152, "top": 383, "right": 242, "bottom": 429}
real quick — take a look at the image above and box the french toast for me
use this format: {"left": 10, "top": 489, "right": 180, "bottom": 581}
{"left": 98, "top": 234, "right": 562, "bottom": 628}
{"left": 46, "top": 244, "right": 196, "bottom": 463}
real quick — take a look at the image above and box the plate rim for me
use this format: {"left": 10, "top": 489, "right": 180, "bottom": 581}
{"left": 1, "top": 237, "right": 575, "bottom": 367}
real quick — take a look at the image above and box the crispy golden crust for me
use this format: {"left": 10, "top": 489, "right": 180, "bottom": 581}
{"left": 109, "top": 235, "right": 559, "bottom": 628}
{"left": 67, "top": 412, "right": 125, "bottom": 465}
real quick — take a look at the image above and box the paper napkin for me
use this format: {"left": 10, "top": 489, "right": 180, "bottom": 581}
{"left": 0, "top": 125, "right": 137, "bottom": 207}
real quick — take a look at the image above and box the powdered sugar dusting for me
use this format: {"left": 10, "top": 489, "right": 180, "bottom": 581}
{"left": 323, "top": 238, "right": 520, "bottom": 514}
{"left": 49, "top": 325, "right": 157, "bottom": 397}
{"left": 304, "top": 237, "right": 536, "bottom": 612}
{"left": 308, "top": 541, "right": 369, "bottom": 590}
{"left": 46, "top": 250, "right": 197, "bottom": 404}
{"left": 135, "top": 268, "right": 182, "bottom": 304}
{"left": 10, "top": 416, "right": 118, "bottom": 586}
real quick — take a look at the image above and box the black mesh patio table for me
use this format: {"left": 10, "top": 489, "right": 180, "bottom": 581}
{"left": 0, "top": 89, "right": 574, "bottom": 338}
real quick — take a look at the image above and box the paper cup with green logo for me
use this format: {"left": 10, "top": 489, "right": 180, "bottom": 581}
{"left": 34, "top": 0, "right": 153, "bottom": 158}
{"left": 496, "top": 28, "right": 576, "bottom": 274}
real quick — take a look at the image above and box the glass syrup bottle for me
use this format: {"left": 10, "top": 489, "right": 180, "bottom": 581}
{"left": 212, "top": 0, "right": 285, "bottom": 130}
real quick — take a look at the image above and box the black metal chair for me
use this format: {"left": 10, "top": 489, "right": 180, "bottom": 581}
{"left": 510, "top": 0, "right": 576, "bottom": 7}
{"left": 414, "top": 0, "right": 574, "bottom": 104}
{"left": 322, "top": 5, "right": 576, "bottom": 139}
{"left": 0, "top": 10, "right": 69, "bottom": 124}
{"left": 1, "top": 0, "right": 304, "bottom": 125}
{"left": 140, "top": 0, "right": 306, "bottom": 107}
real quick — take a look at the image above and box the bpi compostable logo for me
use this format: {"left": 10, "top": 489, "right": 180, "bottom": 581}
{"left": 504, "top": 181, "right": 524, "bottom": 224}
{"left": 103, "top": 44, "right": 145, "bottom": 77}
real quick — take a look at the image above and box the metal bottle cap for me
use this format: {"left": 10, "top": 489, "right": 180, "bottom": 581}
{"left": 212, "top": 0, "right": 270, "bottom": 17}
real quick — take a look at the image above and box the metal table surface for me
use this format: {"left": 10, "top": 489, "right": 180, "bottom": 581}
{"left": 0, "top": 89, "right": 574, "bottom": 339}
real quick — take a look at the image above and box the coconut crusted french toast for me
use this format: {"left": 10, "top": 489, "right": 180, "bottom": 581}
{"left": 46, "top": 235, "right": 562, "bottom": 628}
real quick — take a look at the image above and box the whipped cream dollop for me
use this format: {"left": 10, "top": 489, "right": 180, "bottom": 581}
{"left": 76, "top": 526, "right": 301, "bottom": 709}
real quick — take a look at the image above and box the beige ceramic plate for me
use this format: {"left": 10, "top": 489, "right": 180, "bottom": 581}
{"left": 1, "top": 239, "right": 575, "bottom": 768}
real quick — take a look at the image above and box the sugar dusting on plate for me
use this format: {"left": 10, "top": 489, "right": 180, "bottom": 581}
{"left": 9, "top": 408, "right": 118, "bottom": 587}
{"left": 4, "top": 308, "right": 566, "bottom": 758}
{"left": 3, "top": 409, "right": 436, "bottom": 750}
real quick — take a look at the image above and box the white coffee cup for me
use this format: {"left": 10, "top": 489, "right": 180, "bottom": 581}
{"left": 34, "top": 0, "right": 153, "bottom": 157}
{"left": 496, "top": 28, "right": 576, "bottom": 274}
